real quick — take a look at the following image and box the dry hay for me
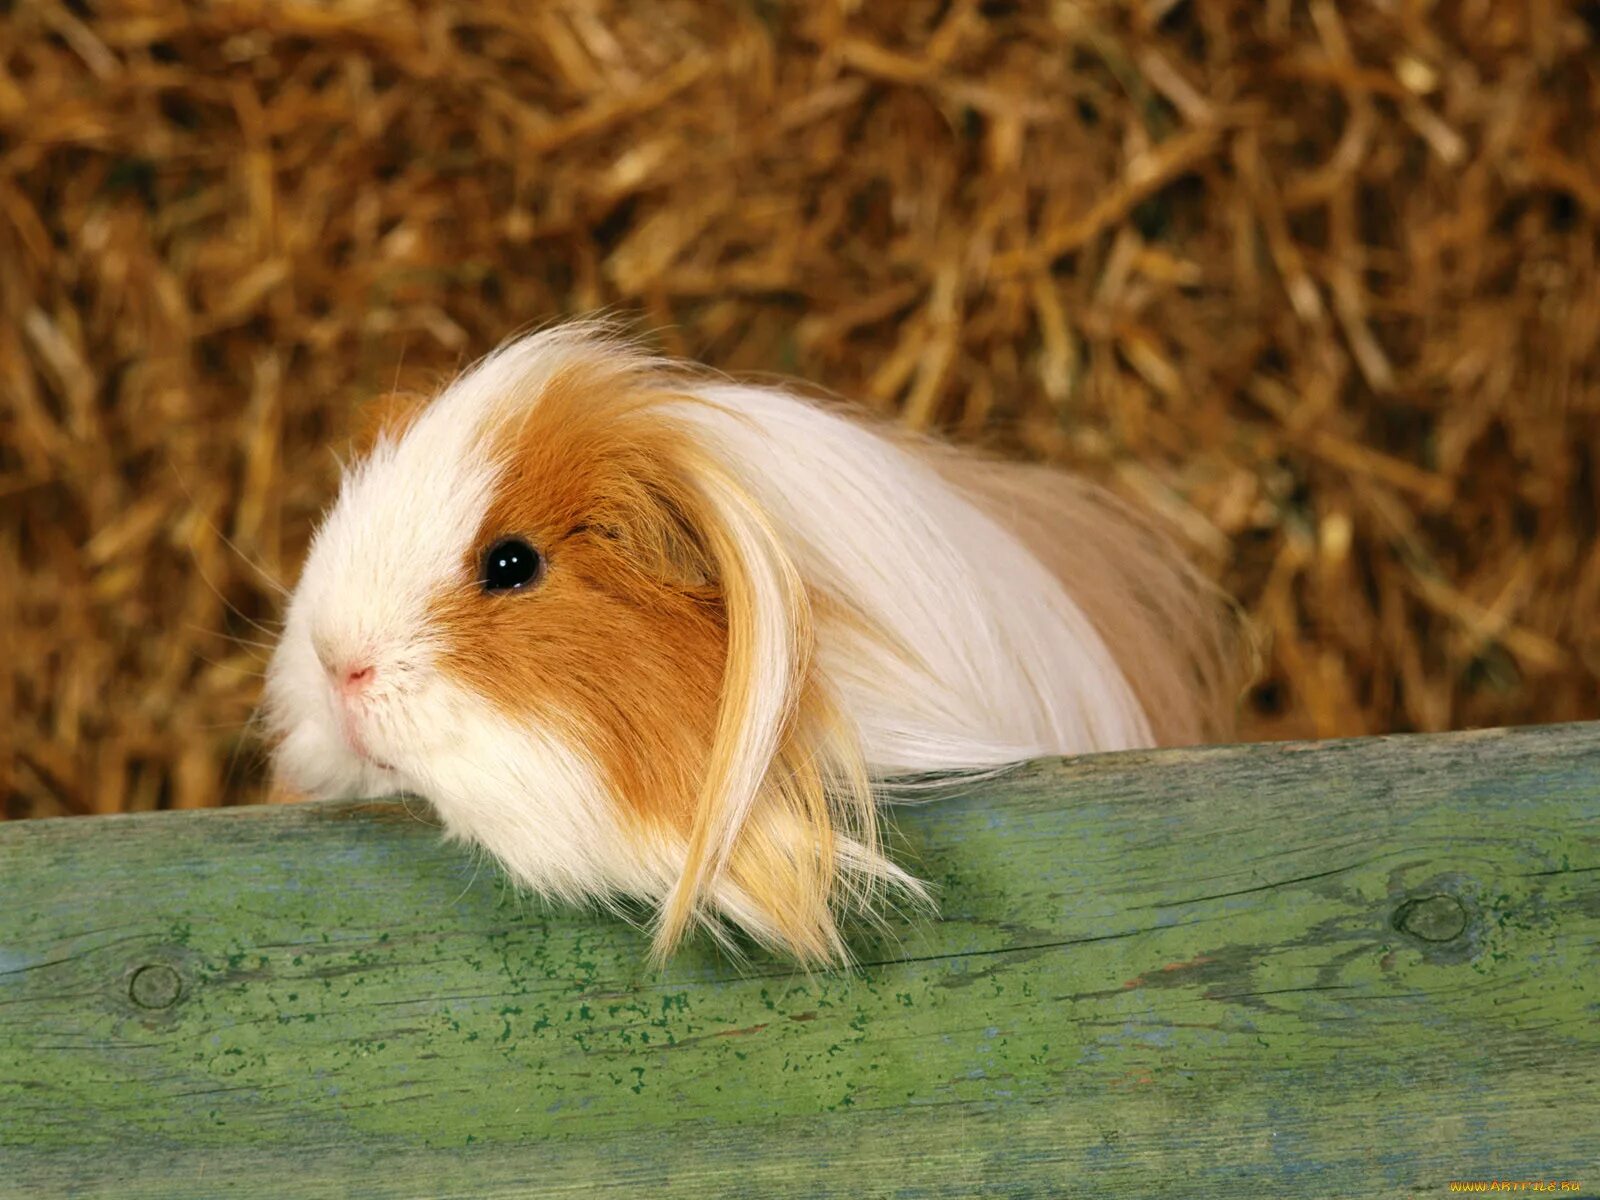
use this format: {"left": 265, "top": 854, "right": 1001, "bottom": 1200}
{"left": 3, "top": 0, "right": 1598, "bottom": 819}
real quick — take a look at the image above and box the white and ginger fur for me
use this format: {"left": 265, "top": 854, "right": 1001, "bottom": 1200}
{"left": 265, "top": 322, "right": 1244, "bottom": 965}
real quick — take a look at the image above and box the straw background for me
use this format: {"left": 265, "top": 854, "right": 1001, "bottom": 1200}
{"left": 4, "top": 1, "right": 1598, "bottom": 819}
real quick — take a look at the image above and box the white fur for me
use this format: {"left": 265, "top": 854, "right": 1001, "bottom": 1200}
{"left": 266, "top": 324, "right": 1159, "bottom": 951}
{"left": 674, "top": 384, "right": 1154, "bottom": 768}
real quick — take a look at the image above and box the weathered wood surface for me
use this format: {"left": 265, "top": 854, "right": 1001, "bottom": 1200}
{"left": 2, "top": 723, "right": 1597, "bottom": 1198}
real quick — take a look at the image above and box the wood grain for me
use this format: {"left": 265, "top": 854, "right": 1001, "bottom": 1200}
{"left": 3, "top": 724, "right": 1597, "bottom": 1198}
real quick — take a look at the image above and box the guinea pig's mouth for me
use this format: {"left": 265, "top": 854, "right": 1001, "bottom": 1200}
{"left": 338, "top": 710, "right": 396, "bottom": 772}
{"left": 350, "top": 738, "right": 396, "bottom": 773}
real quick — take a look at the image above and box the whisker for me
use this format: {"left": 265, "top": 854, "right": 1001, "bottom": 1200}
{"left": 220, "top": 700, "right": 282, "bottom": 807}
{"left": 389, "top": 341, "right": 411, "bottom": 402}
{"left": 190, "top": 649, "right": 270, "bottom": 680}
{"left": 186, "top": 623, "right": 277, "bottom": 657}
{"left": 186, "top": 563, "right": 282, "bottom": 641}
{"left": 451, "top": 852, "right": 486, "bottom": 906}
{"left": 166, "top": 459, "right": 288, "bottom": 597}
{"left": 163, "top": 477, "right": 287, "bottom": 642}
{"left": 186, "top": 718, "right": 268, "bottom": 732}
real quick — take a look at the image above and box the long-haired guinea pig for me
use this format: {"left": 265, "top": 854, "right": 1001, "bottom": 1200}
{"left": 265, "top": 321, "right": 1245, "bottom": 965}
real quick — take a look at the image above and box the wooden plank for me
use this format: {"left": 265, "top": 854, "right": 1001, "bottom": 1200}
{"left": 2, "top": 723, "right": 1597, "bottom": 1198}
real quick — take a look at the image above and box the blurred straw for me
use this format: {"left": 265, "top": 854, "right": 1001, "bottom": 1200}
{"left": 2, "top": 0, "right": 1596, "bottom": 817}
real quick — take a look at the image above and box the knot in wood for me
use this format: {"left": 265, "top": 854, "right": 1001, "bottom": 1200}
{"left": 1392, "top": 894, "right": 1469, "bottom": 943}
{"left": 129, "top": 963, "right": 183, "bottom": 1009}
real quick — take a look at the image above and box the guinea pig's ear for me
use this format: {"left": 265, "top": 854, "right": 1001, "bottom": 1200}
{"left": 647, "top": 443, "right": 892, "bottom": 966}
{"left": 610, "top": 481, "right": 718, "bottom": 595}
{"left": 350, "top": 390, "right": 428, "bottom": 459}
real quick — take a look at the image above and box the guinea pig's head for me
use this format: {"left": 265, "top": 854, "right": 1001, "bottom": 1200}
{"left": 265, "top": 328, "right": 896, "bottom": 964}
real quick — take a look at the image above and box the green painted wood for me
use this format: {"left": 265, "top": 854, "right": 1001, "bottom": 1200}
{"left": 2, "top": 724, "right": 1598, "bottom": 1199}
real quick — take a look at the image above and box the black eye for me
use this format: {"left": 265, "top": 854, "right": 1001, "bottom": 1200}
{"left": 482, "top": 538, "right": 542, "bottom": 592}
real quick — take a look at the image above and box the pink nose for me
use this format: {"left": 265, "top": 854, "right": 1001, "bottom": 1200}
{"left": 336, "top": 664, "right": 376, "bottom": 696}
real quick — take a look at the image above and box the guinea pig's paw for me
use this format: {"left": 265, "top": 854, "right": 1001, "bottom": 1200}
{"left": 264, "top": 777, "right": 309, "bottom": 805}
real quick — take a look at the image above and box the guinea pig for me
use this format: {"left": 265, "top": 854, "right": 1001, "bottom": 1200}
{"left": 264, "top": 321, "right": 1245, "bottom": 965}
